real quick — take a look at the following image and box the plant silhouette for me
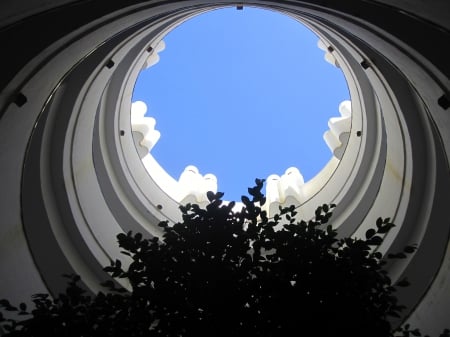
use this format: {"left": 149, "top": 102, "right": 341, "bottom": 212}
{"left": 1, "top": 179, "right": 448, "bottom": 337}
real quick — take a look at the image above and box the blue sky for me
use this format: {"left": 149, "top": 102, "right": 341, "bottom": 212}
{"left": 132, "top": 7, "right": 349, "bottom": 201}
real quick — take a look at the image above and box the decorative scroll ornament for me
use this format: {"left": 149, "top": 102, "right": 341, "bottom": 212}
{"left": 130, "top": 101, "right": 161, "bottom": 158}
{"left": 178, "top": 165, "right": 218, "bottom": 204}
{"left": 323, "top": 100, "right": 352, "bottom": 160}
{"left": 266, "top": 167, "right": 305, "bottom": 206}
{"left": 142, "top": 40, "right": 166, "bottom": 69}
{"left": 317, "top": 39, "right": 339, "bottom": 68}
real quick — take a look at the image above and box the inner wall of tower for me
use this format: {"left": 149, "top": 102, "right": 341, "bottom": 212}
{"left": 0, "top": 1, "right": 449, "bottom": 335}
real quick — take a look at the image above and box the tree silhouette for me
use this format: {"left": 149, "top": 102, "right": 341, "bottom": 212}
{"left": 1, "top": 179, "right": 448, "bottom": 336}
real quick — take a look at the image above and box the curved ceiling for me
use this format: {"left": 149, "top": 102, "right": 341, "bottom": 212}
{"left": 0, "top": 1, "right": 449, "bottom": 334}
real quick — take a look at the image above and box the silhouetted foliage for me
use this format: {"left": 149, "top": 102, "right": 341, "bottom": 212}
{"left": 1, "top": 180, "right": 447, "bottom": 336}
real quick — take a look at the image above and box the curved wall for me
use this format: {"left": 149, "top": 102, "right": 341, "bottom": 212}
{"left": 0, "top": 1, "right": 449, "bottom": 335}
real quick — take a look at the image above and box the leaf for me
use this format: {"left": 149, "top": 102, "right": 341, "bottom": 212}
{"left": 365, "top": 228, "right": 376, "bottom": 239}
{"left": 440, "top": 329, "right": 450, "bottom": 337}
{"left": 207, "top": 191, "right": 215, "bottom": 202}
{"left": 387, "top": 310, "right": 401, "bottom": 318}
{"left": 367, "top": 236, "right": 383, "bottom": 245}
{"left": 373, "top": 252, "right": 382, "bottom": 259}
{"left": 377, "top": 222, "right": 395, "bottom": 234}
{"left": 241, "top": 196, "right": 250, "bottom": 205}
{"left": 259, "top": 196, "right": 266, "bottom": 206}
{"left": 315, "top": 206, "right": 322, "bottom": 217}
{"left": 0, "top": 299, "right": 10, "bottom": 307}
{"left": 326, "top": 225, "right": 333, "bottom": 234}
{"left": 248, "top": 187, "right": 256, "bottom": 196}
{"left": 404, "top": 245, "right": 417, "bottom": 254}
{"left": 101, "top": 280, "right": 114, "bottom": 287}
{"left": 31, "top": 293, "right": 49, "bottom": 299}
{"left": 158, "top": 221, "right": 169, "bottom": 228}
{"left": 117, "top": 233, "right": 127, "bottom": 241}
{"left": 255, "top": 178, "right": 265, "bottom": 186}
{"left": 376, "top": 217, "right": 383, "bottom": 228}
{"left": 411, "top": 329, "right": 422, "bottom": 336}
{"left": 396, "top": 252, "right": 407, "bottom": 259}
{"left": 397, "top": 278, "right": 410, "bottom": 287}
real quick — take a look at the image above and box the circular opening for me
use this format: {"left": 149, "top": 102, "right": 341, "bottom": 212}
{"left": 132, "top": 7, "right": 349, "bottom": 201}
